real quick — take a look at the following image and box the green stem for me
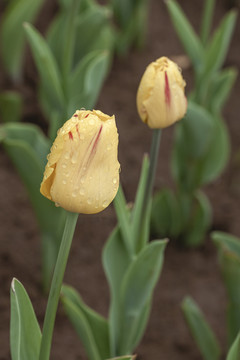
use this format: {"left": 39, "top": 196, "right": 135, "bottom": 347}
{"left": 137, "top": 129, "right": 161, "bottom": 249}
{"left": 39, "top": 212, "right": 78, "bottom": 360}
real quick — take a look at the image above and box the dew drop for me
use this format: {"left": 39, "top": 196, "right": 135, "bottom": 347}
{"left": 63, "top": 171, "right": 69, "bottom": 178}
{"left": 89, "top": 119, "right": 95, "bottom": 125}
{"left": 87, "top": 198, "right": 92, "bottom": 205}
{"left": 113, "top": 178, "right": 117, "bottom": 184}
{"left": 55, "top": 202, "right": 60, "bottom": 207}
{"left": 102, "top": 200, "right": 108, "bottom": 208}
{"left": 107, "top": 143, "right": 112, "bottom": 150}
{"left": 62, "top": 179, "right": 67, "bottom": 185}
{"left": 64, "top": 151, "right": 70, "bottom": 160}
{"left": 80, "top": 177, "right": 85, "bottom": 184}
{"left": 79, "top": 188, "right": 85, "bottom": 196}
{"left": 62, "top": 163, "right": 67, "bottom": 169}
{"left": 72, "top": 190, "right": 77, "bottom": 198}
{"left": 71, "top": 157, "right": 77, "bottom": 164}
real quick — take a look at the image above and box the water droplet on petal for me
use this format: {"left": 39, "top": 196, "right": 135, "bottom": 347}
{"left": 72, "top": 191, "right": 77, "bottom": 198}
{"left": 79, "top": 188, "right": 85, "bottom": 196}
{"left": 113, "top": 178, "right": 117, "bottom": 184}
{"left": 89, "top": 119, "right": 95, "bottom": 125}
{"left": 62, "top": 163, "right": 67, "bottom": 169}
{"left": 80, "top": 177, "right": 85, "bottom": 184}
{"left": 64, "top": 151, "right": 70, "bottom": 160}
{"left": 107, "top": 143, "right": 112, "bottom": 150}
{"left": 102, "top": 200, "right": 108, "bottom": 208}
{"left": 55, "top": 202, "right": 60, "bottom": 207}
{"left": 87, "top": 198, "right": 92, "bottom": 205}
{"left": 62, "top": 180, "right": 67, "bottom": 185}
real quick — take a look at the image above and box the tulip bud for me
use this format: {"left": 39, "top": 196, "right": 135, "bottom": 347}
{"left": 136, "top": 56, "right": 187, "bottom": 129}
{"left": 40, "top": 110, "right": 120, "bottom": 214}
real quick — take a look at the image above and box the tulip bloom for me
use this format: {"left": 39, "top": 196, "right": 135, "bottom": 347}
{"left": 137, "top": 56, "right": 187, "bottom": 128}
{"left": 40, "top": 110, "right": 120, "bottom": 214}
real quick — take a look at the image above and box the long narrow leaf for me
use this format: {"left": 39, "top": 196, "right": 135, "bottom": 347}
{"left": 0, "top": 0, "right": 44, "bottom": 80}
{"left": 10, "top": 278, "right": 41, "bottom": 360}
{"left": 226, "top": 332, "right": 240, "bottom": 360}
{"left": 166, "top": 0, "right": 204, "bottom": 71}
{"left": 24, "top": 23, "right": 65, "bottom": 112}
{"left": 61, "top": 285, "right": 110, "bottom": 360}
{"left": 182, "top": 297, "right": 221, "bottom": 360}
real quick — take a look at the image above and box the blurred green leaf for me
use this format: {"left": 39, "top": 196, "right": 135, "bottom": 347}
{"left": 200, "top": 0, "right": 216, "bottom": 46}
{"left": 226, "top": 332, "right": 240, "bottom": 360}
{"left": 61, "top": 285, "right": 110, "bottom": 360}
{"left": 183, "top": 191, "right": 212, "bottom": 247}
{"left": 208, "top": 68, "right": 238, "bottom": 115}
{"left": 0, "top": 91, "right": 22, "bottom": 123}
{"left": 182, "top": 296, "right": 221, "bottom": 360}
{"left": 151, "top": 188, "right": 182, "bottom": 238}
{"left": 24, "top": 23, "right": 65, "bottom": 113}
{"left": 102, "top": 227, "right": 131, "bottom": 356}
{"left": 203, "top": 10, "right": 237, "bottom": 77}
{"left": 212, "top": 232, "right": 240, "bottom": 345}
{"left": 108, "top": 356, "right": 136, "bottom": 360}
{"left": 199, "top": 116, "right": 230, "bottom": 185}
{"left": 118, "top": 240, "right": 167, "bottom": 354}
{"left": 10, "top": 278, "right": 41, "bottom": 360}
{"left": 166, "top": 0, "right": 204, "bottom": 72}
{"left": 0, "top": 0, "right": 44, "bottom": 80}
{"left": 68, "top": 50, "right": 110, "bottom": 114}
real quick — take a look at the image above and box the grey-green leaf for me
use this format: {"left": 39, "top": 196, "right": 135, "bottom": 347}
{"left": 166, "top": 0, "right": 204, "bottom": 72}
{"left": 182, "top": 296, "right": 221, "bottom": 360}
{"left": 226, "top": 332, "right": 240, "bottom": 360}
{"left": 0, "top": 0, "right": 44, "bottom": 80}
{"left": 61, "top": 285, "right": 110, "bottom": 360}
{"left": 10, "top": 278, "right": 41, "bottom": 360}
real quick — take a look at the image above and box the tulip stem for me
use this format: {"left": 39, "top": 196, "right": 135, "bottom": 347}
{"left": 137, "top": 129, "right": 161, "bottom": 251}
{"left": 39, "top": 212, "right": 78, "bottom": 360}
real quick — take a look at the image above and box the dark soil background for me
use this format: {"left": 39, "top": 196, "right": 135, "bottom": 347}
{"left": 0, "top": 0, "right": 240, "bottom": 359}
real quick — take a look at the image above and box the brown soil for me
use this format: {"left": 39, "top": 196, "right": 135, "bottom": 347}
{"left": 1, "top": 0, "right": 240, "bottom": 359}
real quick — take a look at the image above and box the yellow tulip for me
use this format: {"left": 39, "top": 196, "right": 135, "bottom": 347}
{"left": 40, "top": 110, "right": 120, "bottom": 214}
{"left": 136, "top": 56, "right": 187, "bottom": 129}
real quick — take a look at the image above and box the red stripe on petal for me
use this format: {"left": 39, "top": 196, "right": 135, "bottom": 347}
{"left": 164, "top": 72, "right": 171, "bottom": 106}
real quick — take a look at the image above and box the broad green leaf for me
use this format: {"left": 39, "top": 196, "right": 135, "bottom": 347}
{"left": 171, "top": 101, "right": 215, "bottom": 191}
{"left": 61, "top": 285, "right": 110, "bottom": 360}
{"left": 118, "top": 240, "right": 167, "bottom": 354}
{"left": 226, "top": 332, "right": 240, "bottom": 360}
{"left": 199, "top": 116, "right": 230, "bottom": 185}
{"left": 183, "top": 191, "right": 212, "bottom": 247}
{"left": 209, "top": 68, "right": 238, "bottom": 115}
{"left": 74, "top": 6, "right": 111, "bottom": 60}
{"left": 0, "top": 91, "right": 22, "bottom": 123}
{"left": 166, "top": 0, "right": 204, "bottom": 72}
{"left": 182, "top": 297, "right": 221, "bottom": 360}
{"left": 151, "top": 188, "right": 182, "bottom": 238}
{"left": 68, "top": 50, "right": 110, "bottom": 114}
{"left": 10, "top": 278, "right": 41, "bottom": 360}
{"left": 102, "top": 227, "right": 131, "bottom": 356}
{"left": 0, "top": 0, "right": 44, "bottom": 80}
{"left": 0, "top": 122, "right": 66, "bottom": 235}
{"left": 212, "top": 232, "right": 240, "bottom": 345}
{"left": 24, "top": 23, "right": 65, "bottom": 112}
{"left": 203, "top": 10, "right": 237, "bottom": 77}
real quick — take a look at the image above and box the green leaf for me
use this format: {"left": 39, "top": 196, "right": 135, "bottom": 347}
{"left": 182, "top": 296, "right": 221, "bottom": 360}
{"left": 68, "top": 50, "right": 110, "bottom": 113}
{"left": 118, "top": 240, "right": 167, "bottom": 354}
{"left": 61, "top": 285, "right": 110, "bottom": 360}
{"left": 226, "top": 332, "right": 240, "bottom": 360}
{"left": 151, "top": 188, "right": 182, "bottom": 238}
{"left": 199, "top": 116, "right": 230, "bottom": 185}
{"left": 131, "top": 155, "right": 150, "bottom": 251}
{"left": 102, "top": 227, "right": 131, "bottom": 356}
{"left": 212, "top": 232, "right": 240, "bottom": 345}
{"left": 24, "top": 23, "right": 65, "bottom": 112}
{"left": 108, "top": 356, "right": 136, "bottom": 360}
{"left": 0, "top": 91, "right": 22, "bottom": 123}
{"left": 183, "top": 191, "right": 212, "bottom": 247}
{"left": 200, "top": 0, "right": 216, "bottom": 46}
{"left": 0, "top": 0, "right": 44, "bottom": 80}
{"left": 209, "top": 68, "right": 238, "bottom": 115}
{"left": 10, "top": 278, "right": 41, "bottom": 360}
{"left": 166, "top": 0, "right": 204, "bottom": 72}
{"left": 203, "top": 10, "right": 237, "bottom": 77}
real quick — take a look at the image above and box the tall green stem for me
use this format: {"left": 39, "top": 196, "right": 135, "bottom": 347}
{"left": 39, "top": 212, "right": 78, "bottom": 360}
